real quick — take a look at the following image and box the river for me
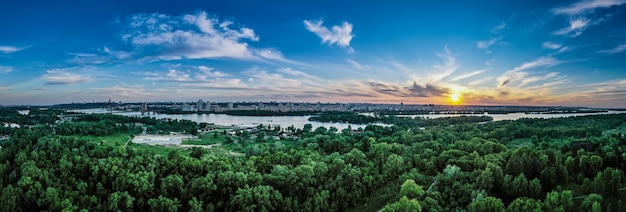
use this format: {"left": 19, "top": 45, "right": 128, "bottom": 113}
{"left": 393, "top": 110, "right": 626, "bottom": 121}
{"left": 68, "top": 109, "right": 381, "bottom": 130}
{"left": 69, "top": 108, "right": 626, "bottom": 130}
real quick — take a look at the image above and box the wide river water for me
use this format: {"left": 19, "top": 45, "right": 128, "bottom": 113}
{"left": 69, "top": 108, "right": 626, "bottom": 130}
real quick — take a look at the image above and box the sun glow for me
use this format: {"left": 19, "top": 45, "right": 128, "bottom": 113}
{"left": 450, "top": 93, "right": 461, "bottom": 104}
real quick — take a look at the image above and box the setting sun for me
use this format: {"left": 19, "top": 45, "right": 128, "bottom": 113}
{"left": 450, "top": 93, "right": 461, "bottom": 104}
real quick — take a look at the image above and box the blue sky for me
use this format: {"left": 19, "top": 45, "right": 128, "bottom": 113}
{"left": 1, "top": 0, "right": 626, "bottom": 107}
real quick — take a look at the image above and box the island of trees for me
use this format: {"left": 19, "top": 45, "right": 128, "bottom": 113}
{"left": 0, "top": 108, "right": 625, "bottom": 211}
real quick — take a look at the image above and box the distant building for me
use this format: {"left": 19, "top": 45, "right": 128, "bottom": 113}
{"left": 182, "top": 104, "right": 194, "bottom": 112}
{"left": 197, "top": 99, "right": 204, "bottom": 111}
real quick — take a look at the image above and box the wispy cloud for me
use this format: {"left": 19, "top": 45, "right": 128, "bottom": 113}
{"left": 0, "top": 66, "right": 13, "bottom": 74}
{"left": 468, "top": 76, "right": 495, "bottom": 86}
{"left": 451, "top": 69, "right": 487, "bottom": 82}
{"left": 477, "top": 37, "right": 502, "bottom": 49}
{"left": 143, "top": 66, "right": 227, "bottom": 82}
{"left": 478, "top": 22, "right": 506, "bottom": 53}
{"left": 552, "top": 0, "right": 625, "bottom": 15}
{"left": 519, "top": 72, "right": 560, "bottom": 87}
{"left": 123, "top": 11, "right": 286, "bottom": 61}
{"left": 244, "top": 68, "right": 302, "bottom": 88}
{"left": 67, "top": 52, "right": 110, "bottom": 65}
{"left": 304, "top": 20, "right": 354, "bottom": 52}
{"left": 598, "top": 44, "right": 626, "bottom": 54}
{"left": 42, "top": 69, "right": 92, "bottom": 85}
{"left": 553, "top": 17, "right": 590, "bottom": 37}
{"left": 145, "top": 69, "right": 194, "bottom": 82}
{"left": 498, "top": 57, "right": 561, "bottom": 88}
{"left": 276, "top": 68, "right": 319, "bottom": 80}
{"left": 103, "top": 47, "right": 131, "bottom": 60}
{"left": 490, "top": 22, "right": 507, "bottom": 34}
{"left": 0, "top": 46, "right": 26, "bottom": 54}
{"left": 346, "top": 59, "right": 370, "bottom": 70}
{"left": 542, "top": 41, "right": 562, "bottom": 49}
{"left": 197, "top": 66, "right": 226, "bottom": 78}
{"left": 429, "top": 46, "right": 459, "bottom": 83}
{"left": 551, "top": 0, "right": 624, "bottom": 38}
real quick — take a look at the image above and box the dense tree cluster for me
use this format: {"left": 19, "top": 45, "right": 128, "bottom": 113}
{"left": 1, "top": 110, "right": 626, "bottom": 211}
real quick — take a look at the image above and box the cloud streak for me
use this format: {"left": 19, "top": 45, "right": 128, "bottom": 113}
{"left": 143, "top": 66, "right": 227, "bottom": 82}
{"left": 304, "top": 20, "right": 354, "bottom": 52}
{"left": 598, "top": 44, "right": 626, "bottom": 54}
{"left": 477, "top": 37, "right": 501, "bottom": 49}
{"left": 498, "top": 57, "right": 561, "bottom": 88}
{"left": 552, "top": 0, "right": 625, "bottom": 15}
{"left": 429, "top": 46, "right": 459, "bottom": 83}
{"left": 346, "top": 59, "right": 370, "bottom": 70}
{"left": 553, "top": 17, "right": 590, "bottom": 37}
{"left": 542, "top": 41, "right": 562, "bottom": 49}
{"left": 451, "top": 69, "right": 487, "bottom": 82}
{"left": 42, "top": 69, "right": 92, "bottom": 85}
{"left": 0, "top": 46, "right": 25, "bottom": 53}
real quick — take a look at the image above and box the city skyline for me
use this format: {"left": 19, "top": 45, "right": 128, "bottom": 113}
{"left": 1, "top": 0, "right": 626, "bottom": 107}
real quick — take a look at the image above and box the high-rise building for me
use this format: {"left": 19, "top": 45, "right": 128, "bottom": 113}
{"left": 197, "top": 99, "right": 204, "bottom": 111}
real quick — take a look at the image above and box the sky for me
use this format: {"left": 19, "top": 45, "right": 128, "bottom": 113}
{"left": 1, "top": 0, "right": 626, "bottom": 107}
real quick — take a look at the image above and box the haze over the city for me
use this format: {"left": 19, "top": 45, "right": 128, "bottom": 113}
{"left": 1, "top": 0, "right": 625, "bottom": 107}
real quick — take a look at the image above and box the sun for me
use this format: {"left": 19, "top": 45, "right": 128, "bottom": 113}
{"left": 450, "top": 93, "right": 461, "bottom": 104}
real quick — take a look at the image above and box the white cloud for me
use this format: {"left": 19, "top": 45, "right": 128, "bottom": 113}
{"left": 42, "top": 69, "right": 92, "bottom": 85}
{"left": 552, "top": 0, "right": 625, "bottom": 15}
{"left": 451, "top": 69, "right": 487, "bottom": 82}
{"left": 542, "top": 41, "right": 562, "bottom": 49}
{"left": 144, "top": 66, "right": 227, "bottom": 82}
{"left": 598, "top": 44, "right": 626, "bottom": 54}
{"left": 0, "top": 46, "right": 24, "bottom": 53}
{"left": 276, "top": 68, "right": 316, "bottom": 79}
{"left": 553, "top": 17, "right": 590, "bottom": 37}
{"left": 346, "top": 59, "right": 371, "bottom": 70}
{"left": 197, "top": 66, "right": 226, "bottom": 78}
{"left": 304, "top": 20, "right": 354, "bottom": 51}
{"left": 490, "top": 22, "right": 507, "bottom": 34}
{"left": 477, "top": 37, "right": 501, "bottom": 49}
{"left": 0, "top": 66, "right": 13, "bottom": 74}
{"left": 166, "top": 69, "right": 193, "bottom": 82}
{"left": 103, "top": 47, "right": 131, "bottom": 60}
{"left": 124, "top": 11, "right": 286, "bottom": 61}
{"left": 498, "top": 57, "right": 561, "bottom": 88}
{"left": 244, "top": 68, "right": 301, "bottom": 88}
{"left": 429, "top": 46, "right": 459, "bottom": 83}
{"left": 520, "top": 72, "right": 560, "bottom": 87}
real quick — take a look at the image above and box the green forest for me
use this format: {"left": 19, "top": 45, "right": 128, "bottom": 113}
{"left": 1, "top": 109, "right": 626, "bottom": 211}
